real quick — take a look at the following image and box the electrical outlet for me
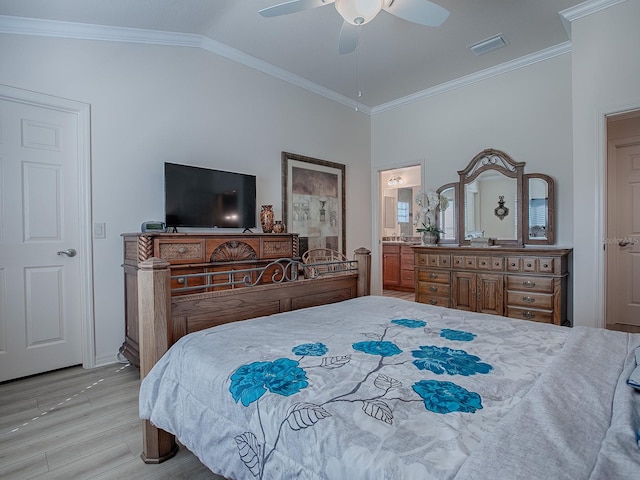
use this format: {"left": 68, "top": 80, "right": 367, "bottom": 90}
{"left": 94, "top": 222, "right": 106, "bottom": 239}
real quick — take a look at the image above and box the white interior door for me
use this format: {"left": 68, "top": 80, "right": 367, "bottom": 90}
{"left": 606, "top": 136, "right": 640, "bottom": 330}
{"left": 0, "top": 95, "right": 84, "bottom": 381}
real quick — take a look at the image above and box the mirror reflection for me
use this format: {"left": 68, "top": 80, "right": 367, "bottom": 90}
{"left": 528, "top": 177, "right": 549, "bottom": 240}
{"left": 397, "top": 187, "right": 414, "bottom": 238}
{"left": 438, "top": 186, "right": 456, "bottom": 241}
{"left": 464, "top": 172, "right": 517, "bottom": 240}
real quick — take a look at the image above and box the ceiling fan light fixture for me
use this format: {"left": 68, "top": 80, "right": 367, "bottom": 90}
{"left": 335, "top": 0, "right": 384, "bottom": 25}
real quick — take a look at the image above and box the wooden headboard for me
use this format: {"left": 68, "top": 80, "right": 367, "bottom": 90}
{"left": 137, "top": 248, "right": 371, "bottom": 463}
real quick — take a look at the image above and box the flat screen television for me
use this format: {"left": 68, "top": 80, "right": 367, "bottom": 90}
{"left": 164, "top": 162, "right": 256, "bottom": 229}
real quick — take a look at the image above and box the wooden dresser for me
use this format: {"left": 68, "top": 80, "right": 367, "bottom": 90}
{"left": 121, "top": 232, "right": 299, "bottom": 366}
{"left": 413, "top": 246, "right": 571, "bottom": 325}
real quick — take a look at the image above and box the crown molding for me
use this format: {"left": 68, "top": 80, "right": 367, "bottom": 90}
{"left": 559, "top": 0, "right": 627, "bottom": 37}
{"left": 0, "top": 2, "right": 623, "bottom": 117}
{"left": 0, "top": 15, "right": 370, "bottom": 115}
{"left": 370, "top": 41, "right": 572, "bottom": 115}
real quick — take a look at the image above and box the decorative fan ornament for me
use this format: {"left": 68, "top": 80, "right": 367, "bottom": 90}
{"left": 259, "top": 0, "right": 449, "bottom": 54}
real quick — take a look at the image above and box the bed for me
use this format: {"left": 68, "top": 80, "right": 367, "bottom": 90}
{"left": 137, "top": 253, "right": 640, "bottom": 479}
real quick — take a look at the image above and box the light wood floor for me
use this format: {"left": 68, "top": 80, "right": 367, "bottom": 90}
{"left": 0, "top": 363, "right": 224, "bottom": 479}
{"left": 382, "top": 289, "right": 415, "bottom": 301}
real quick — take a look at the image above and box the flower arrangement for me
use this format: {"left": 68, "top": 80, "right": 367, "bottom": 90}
{"left": 414, "top": 190, "right": 444, "bottom": 235}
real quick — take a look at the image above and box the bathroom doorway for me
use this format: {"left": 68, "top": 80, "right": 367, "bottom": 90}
{"left": 379, "top": 165, "right": 421, "bottom": 300}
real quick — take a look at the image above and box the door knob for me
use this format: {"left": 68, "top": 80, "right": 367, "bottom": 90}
{"left": 57, "top": 248, "right": 77, "bottom": 257}
{"left": 618, "top": 240, "right": 630, "bottom": 247}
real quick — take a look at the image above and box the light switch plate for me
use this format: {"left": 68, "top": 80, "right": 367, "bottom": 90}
{"left": 94, "top": 222, "right": 106, "bottom": 239}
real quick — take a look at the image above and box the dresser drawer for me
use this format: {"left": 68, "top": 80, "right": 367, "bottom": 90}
{"left": 418, "top": 282, "right": 450, "bottom": 297}
{"left": 506, "top": 257, "right": 556, "bottom": 273}
{"left": 155, "top": 239, "right": 205, "bottom": 264}
{"left": 506, "top": 275, "right": 554, "bottom": 293}
{"left": 171, "top": 267, "right": 206, "bottom": 294}
{"left": 506, "top": 291, "right": 553, "bottom": 310}
{"left": 453, "top": 256, "right": 478, "bottom": 269}
{"left": 261, "top": 239, "right": 293, "bottom": 258}
{"left": 416, "top": 293, "right": 451, "bottom": 308}
{"left": 416, "top": 269, "right": 450, "bottom": 284}
{"left": 506, "top": 307, "right": 553, "bottom": 324}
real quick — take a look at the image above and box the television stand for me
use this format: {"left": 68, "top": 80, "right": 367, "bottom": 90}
{"left": 120, "top": 231, "right": 300, "bottom": 367}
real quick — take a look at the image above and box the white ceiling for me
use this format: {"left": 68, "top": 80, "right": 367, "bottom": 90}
{"left": 0, "top": 0, "right": 592, "bottom": 113}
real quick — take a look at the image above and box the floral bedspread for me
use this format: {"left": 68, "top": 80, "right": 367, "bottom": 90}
{"left": 139, "top": 296, "right": 568, "bottom": 480}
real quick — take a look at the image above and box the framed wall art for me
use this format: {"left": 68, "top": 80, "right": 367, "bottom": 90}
{"left": 281, "top": 152, "right": 346, "bottom": 256}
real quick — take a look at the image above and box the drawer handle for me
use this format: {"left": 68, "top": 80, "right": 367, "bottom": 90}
{"left": 522, "top": 281, "right": 536, "bottom": 288}
{"left": 178, "top": 247, "right": 187, "bottom": 254}
{"left": 542, "top": 263, "right": 549, "bottom": 268}
{"left": 510, "top": 262, "right": 516, "bottom": 267}
{"left": 522, "top": 296, "right": 535, "bottom": 303}
{"left": 522, "top": 311, "right": 536, "bottom": 319}
{"left": 177, "top": 277, "right": 185, "bottom": 284}
{"left": 429, "top": 299, "right": 438, "bottom": 305}
{"left": 526, "top": 263, "right": 533, "bottom": 268}
{"left": 429, "top": 286, "right": 438, "bottom": 292}
{"left": 429, "top": 273, "right": 438, "bottom": 279}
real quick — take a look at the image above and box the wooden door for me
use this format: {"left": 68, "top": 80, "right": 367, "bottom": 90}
{"left": 452, "top": 271, "right": 476, "bottom": 311}
{"left": 606, "top": 136, "right": 640, "bottom": 330}
{"left": 477, "top": 273, "right": 504, "bottom": 315}
{"left": 0, "top": 96, "right": 83, "bottom": 381}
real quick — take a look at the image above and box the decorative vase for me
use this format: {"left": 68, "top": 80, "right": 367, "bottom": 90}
{"left": 421, "top": 231, "right": 439, "bottom": 246}
{"left": 272, "top": 220, "right": 286, "bottom": 233}
{"left": 260, "top": 205, "right": 274, "bottom": 233}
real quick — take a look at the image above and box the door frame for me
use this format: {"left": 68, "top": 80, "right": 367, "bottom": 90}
{"left": 371, "top": 159, "right": 425, "bottom": 296}
{"left": 0, "top": 83, "right": 95, "bottom": 368}
{"left": 600, "top": 103, "right": 640, "bottom": 329}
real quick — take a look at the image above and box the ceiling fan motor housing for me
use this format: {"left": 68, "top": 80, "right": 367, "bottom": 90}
{"left": 335, "top": 0, "right": 384, "bottom": 25}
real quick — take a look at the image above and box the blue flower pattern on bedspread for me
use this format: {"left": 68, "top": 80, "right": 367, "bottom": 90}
{"left": 440, "top": 328, "right": 476, "bottom": 342}
{"left": 412, "top": 345, "right": 493, "bottom": 376}
{"left": 228, "top": 318, "right": 492, "bottom": 478}
{"left": 413, "top": 380, "right": 483, "bottom": 414}
{"left": 292, "top": 342, "right": 328, "bottom": 356}
{"left": 352, "top": 340, "right": 403, "bottom": 357}
{"left": 229, "top": 358, "right": 308, "bottom": 407}
{"left": 391, "top": 318, "right": 426, "bottom": 328}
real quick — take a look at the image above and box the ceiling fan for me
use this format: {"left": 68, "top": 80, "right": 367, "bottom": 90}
{"left": 259, "top": 0, "right": 450, "bottom": 54}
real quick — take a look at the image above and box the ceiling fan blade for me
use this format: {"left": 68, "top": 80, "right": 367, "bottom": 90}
{"left": 384, "top": 0, "right": 449, "bottom": 27}
{"left": 259, "top": 0, "right": 334, "bottom": 18}
{"left": 338, "top": 21, "right": 360, "bottom": 54}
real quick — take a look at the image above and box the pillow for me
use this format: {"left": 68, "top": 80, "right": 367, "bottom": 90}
{"left": 628, "top": 346, "right": 640, "bottom": 391}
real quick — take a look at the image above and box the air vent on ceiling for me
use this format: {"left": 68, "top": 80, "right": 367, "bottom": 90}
{"left": 470, "top": 34, "right": 507, "bottom": 56}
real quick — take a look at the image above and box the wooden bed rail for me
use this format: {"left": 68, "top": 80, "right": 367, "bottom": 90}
{"left": 138, "top": 248, "right": 371, "bottom": 464}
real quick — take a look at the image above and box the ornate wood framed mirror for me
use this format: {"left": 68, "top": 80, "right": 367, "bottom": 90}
{"left": 457, "top": 149, "right": 524, "bottom": 246}
{"left": 436, "top": 148, "right": 555, "bottom": 246}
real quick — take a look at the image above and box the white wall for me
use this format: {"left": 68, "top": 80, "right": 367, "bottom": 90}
{"left": 370, "top": 54, "right": 574, "bottom": 304}
{"left": 0, "top": 34, "right": 371, "bottom": 365}
{"left": 571, "top": 0, "right": 640, "bottom": 328}
{"left": 371, "top": 54, "right": 573, "bottom": 242}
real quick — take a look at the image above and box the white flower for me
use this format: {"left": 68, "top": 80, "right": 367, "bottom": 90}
{"left": 415, "top": 190, "right": 441, "bottom": 228}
